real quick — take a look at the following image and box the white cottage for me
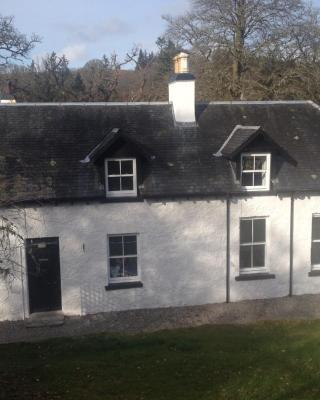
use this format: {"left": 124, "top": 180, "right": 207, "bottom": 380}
{"left": 1, "top": 53, "right": 320, "bottom": 322}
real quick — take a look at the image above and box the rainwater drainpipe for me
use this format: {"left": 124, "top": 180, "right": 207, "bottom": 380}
{"left": 289, "top": 194, "right": 295, "bottom": 297}
{"left": 20, "top": 246, "right": 26, "bottom": 320}
{"left": 226, "top": 197, "right": 231, "bottom": 303}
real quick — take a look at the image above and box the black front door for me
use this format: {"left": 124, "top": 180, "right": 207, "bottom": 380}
{"left": 26, "top": 237, "right": 62, "bottom": 314}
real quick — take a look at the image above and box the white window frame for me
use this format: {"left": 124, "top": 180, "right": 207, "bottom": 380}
{"left": 107, "top": 233, "right": 140, "bottom": 284}
{"left": 239, "top": 217, "right": 268, "bottom": 275}
{"left": 311, "top": 214, "right": 320, "bottom": 270}
{"left": 240, "top": 153, "right": 271, "bottom": 191}
{"left": 105, "top": 158, "right": 137, "bottom": 198}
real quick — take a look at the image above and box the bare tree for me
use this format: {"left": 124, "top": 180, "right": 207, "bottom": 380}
{"left": 25, "top": 52, "right": 71, "bottom": 101}
{"left": 0, "top": 16, "right": 40, "bottom": 284}
{"left": 123, "top": 41, "right": 182, "bottom": 101}
{"left": 0, "top": 214, "right": 23, "bottom": 286}
{"left": 124, "top": 47, "right": 155, "bottom": 101}
{"left": 286, "top": 4, "right": 320, "bottom": 63}
{"left": 0, "top": 15, "right": 40, "bottom": 67}
{"left": 164, "top": 0, "right": 309, "bottom": 98}
{"left": 80, "top": 54, "right": 124, "bottom": 101}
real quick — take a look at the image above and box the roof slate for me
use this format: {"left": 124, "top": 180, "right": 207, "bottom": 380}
{"left": 218, "top": 125, "right": 260, "bottom": 158}
{"left": 0, "top": 101, "right": 320, "bottom": 203}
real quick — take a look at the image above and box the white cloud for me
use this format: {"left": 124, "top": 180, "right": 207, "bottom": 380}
{"left": 32, "top": 43, "right": 88, "bottom": 65}
{"left": 59, "top": 43, "right": 88, "bottom": 63}
{"left": 60, "top": 18, "right": 133, "bottom": 44}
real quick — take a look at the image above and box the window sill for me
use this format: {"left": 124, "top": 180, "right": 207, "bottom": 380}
{"left": 105, "top": 281, "right": 143, "bottom": 291}
{"left": 240, "top": 187, "right": 270, "bottom": 192}
{"left": 106, "top": 191, "right": 138, "bottom": 198}
{"left": 235, "top": 273, "right": 276, "bottom": 281}
{"left": 308, "top": 270, "right": 320, "bottom": 277}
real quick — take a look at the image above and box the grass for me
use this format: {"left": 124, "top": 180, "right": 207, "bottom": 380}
{"left": 1, "top": 321, "right": 320, "bottom": 399}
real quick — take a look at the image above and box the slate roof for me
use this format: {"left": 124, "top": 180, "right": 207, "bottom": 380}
{"left": 0, "top": 100, "right": 320, "bottom": 204}
{"left": 217, "top": 125, "right": 260, "bottom": 158}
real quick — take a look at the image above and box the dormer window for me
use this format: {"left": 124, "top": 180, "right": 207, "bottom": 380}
{"left": 241, "top": 153, "right": 271, "bottom": 191}
{"left": 105, "top": 158, "right": 137, "bottom": 197}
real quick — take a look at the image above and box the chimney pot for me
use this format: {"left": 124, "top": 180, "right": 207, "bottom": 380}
{"left": 173, "top": 52, "right": 190, "bottom": 74}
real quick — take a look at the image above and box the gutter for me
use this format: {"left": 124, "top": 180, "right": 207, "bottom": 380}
{"left": 4, "top": 187, "right": 320, "bottom": 209}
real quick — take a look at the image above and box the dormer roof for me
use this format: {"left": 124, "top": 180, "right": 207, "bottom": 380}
{"left": 216, "top": 125, "right": 261, "bottom": 158}
{"left": 215, "top": 125, "right": 296, "bottom": 164}
{"left": 81, "top": 128, "right": 156, "bottom": 163}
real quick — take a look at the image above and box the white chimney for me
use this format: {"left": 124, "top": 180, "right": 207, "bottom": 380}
{"left": 169, "top": 52, "right": 196, "bottom": 124}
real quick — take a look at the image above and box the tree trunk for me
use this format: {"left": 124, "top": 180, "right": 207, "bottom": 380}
{"left": 232, "top": 0, "right": 246, "bottom": 99}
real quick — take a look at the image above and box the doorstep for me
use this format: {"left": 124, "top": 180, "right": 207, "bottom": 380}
{"left": 25, "top": 310, "right": 65, "bottom": 328}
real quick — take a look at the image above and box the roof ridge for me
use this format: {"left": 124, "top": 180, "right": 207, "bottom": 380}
{"left": 0, "top": 100, "right": 315, "bottom": 107}
{"left": 0, "top": 102, "right": 171, "bottom": 107}
{"left": 202, "top": 100, "right": 312, "bottom": 105}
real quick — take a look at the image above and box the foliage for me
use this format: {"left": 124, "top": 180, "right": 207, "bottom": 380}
{"left": 155, "top": 36, "right": 181, "bottom": 74}
{"left": 135, "top": 49, "right": 155, "bottom": 71}
{"left": 2, "top": 321, "right": 320, "bottom": 399}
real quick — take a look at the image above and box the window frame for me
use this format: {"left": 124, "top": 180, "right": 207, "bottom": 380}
{"left": 240, "top": 153, "right": 271, "bottom": 191}
{"left": 107, "top": 233, "right": 140, "bottom": 284}
{"left": 105, "top": 158, "right": 137, "bottom": 198}
{"left": 311, "top": 214, "right": 320, "bottom": 270}
{"left": 239, "top": 217, "right": 268, "bottom": 275}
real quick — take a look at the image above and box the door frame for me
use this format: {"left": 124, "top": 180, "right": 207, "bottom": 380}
{"left": 25, "top": 237, "right": 62, "bottom": 314}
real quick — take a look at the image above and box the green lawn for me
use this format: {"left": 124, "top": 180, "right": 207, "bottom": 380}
{"left": 1, "top": 321, "right": 320, "bottom": 399}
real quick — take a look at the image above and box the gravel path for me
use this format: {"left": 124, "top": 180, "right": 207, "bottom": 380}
{"left": 1, "top": 294, "right": 320, "bottom": 344}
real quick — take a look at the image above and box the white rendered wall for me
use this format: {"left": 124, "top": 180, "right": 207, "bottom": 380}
{"left": 0, "top": 199, "right": 227, "bottom": 321}
{"left": 230, "top": 196, "right": 291, "bottom": 301}
{"left": 169, "top": 80, "right": 195, "bottom": 123}
{"left": 0, "top": 274, "right": 25, "bottom": 321}
{"left": 293, "top": 196, "right": 320, "bottom": 295}
{"left": 2, "top": 195, "right": 320, "bottom": 322}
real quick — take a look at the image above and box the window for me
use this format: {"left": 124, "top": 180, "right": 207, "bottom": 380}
{"left": 240, "top": 218, "right": 267, "bottom": 273}
{"left": 108, "top": 234, "right": 139, "bottom": 283}
{"left": 241, "top": 153, "right": 271, "bottom": 190}
{"left": 311, "top": 215, "right": 320, "bottom": 268}
{"left": 105, "top": 158, "right": 137, "bottom": 197}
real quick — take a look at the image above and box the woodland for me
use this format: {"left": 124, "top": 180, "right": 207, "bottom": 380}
{"left": 2, "top": 0, "right": 320, "bottom": 103}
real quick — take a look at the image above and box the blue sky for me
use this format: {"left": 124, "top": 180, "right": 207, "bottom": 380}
{"left": 1, "top": 0, "right": 190, "bottom": 67}
{"left": 1, "top": 0, "right": 320, "bottom": 68}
